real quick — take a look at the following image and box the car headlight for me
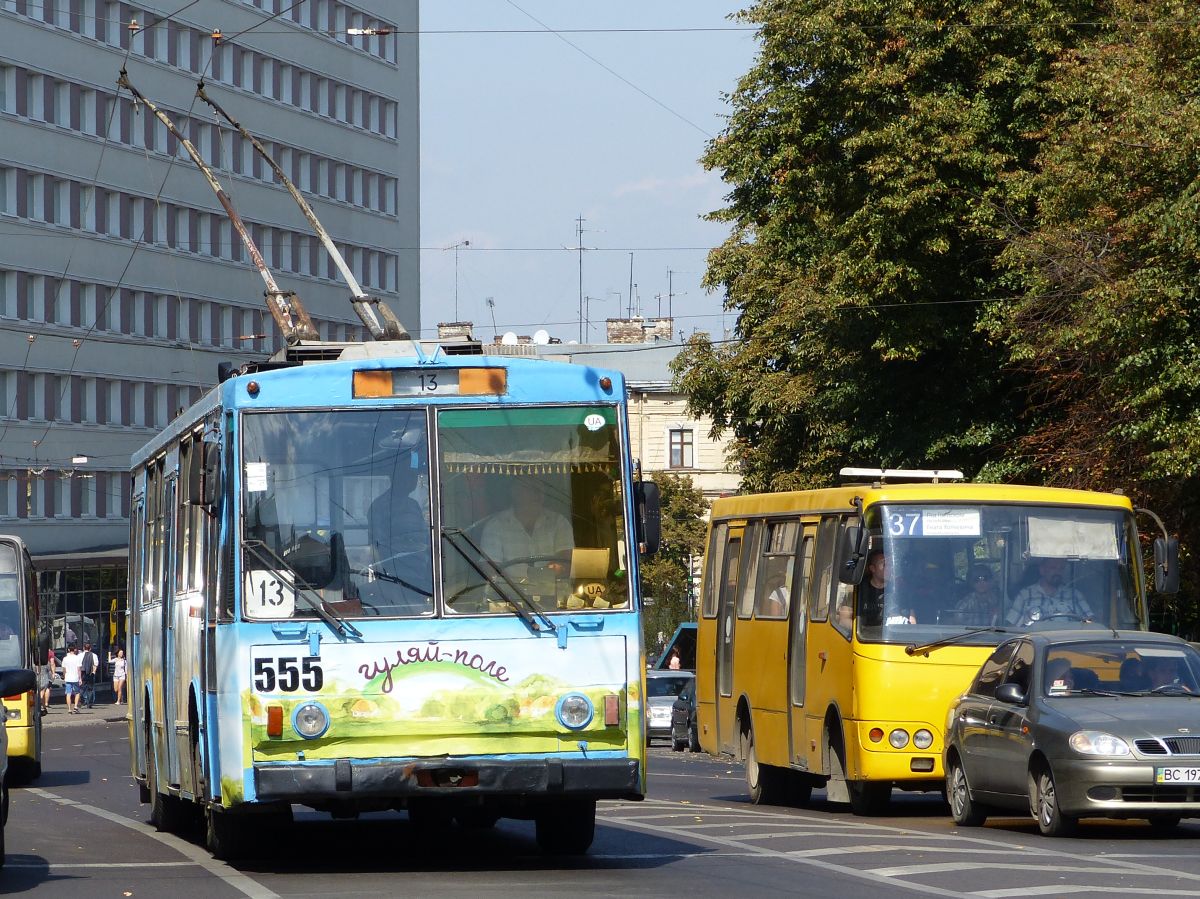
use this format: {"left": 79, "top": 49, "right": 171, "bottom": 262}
{"left": 293, "top": 702, "right": 329, "bottom": 739}
{"left": 913, "top": 729, "right": 934, "bottom": 750}
{"left": 888, "top": 728, "right": 909, "bottom": 749}
{"left": 556, "top": 693, "right": 594, "bottom": 730}
{"left": 1069, "top": 730, "right": 1130, "bottom": 756}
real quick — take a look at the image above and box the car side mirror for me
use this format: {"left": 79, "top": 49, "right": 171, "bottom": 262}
{"left": 995, "top": 682, "right": 1027, "bottom": 705}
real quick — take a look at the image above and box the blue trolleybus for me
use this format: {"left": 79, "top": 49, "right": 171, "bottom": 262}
{"left": 128, "top": 341, "right": 659, "bottom": 858}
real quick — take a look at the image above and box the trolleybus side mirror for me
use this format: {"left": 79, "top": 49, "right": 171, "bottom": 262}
{"left": 838, "top": 525, "right": 871, "bottom": 585}
{"left": 634, "top": 480, "right": 662, "bottom": 556}
{"left": 1154, "top": 536, "right": 1180, "bottom": 594}
{"left": 201, "top": 443, "right": 222, "bottom": 511}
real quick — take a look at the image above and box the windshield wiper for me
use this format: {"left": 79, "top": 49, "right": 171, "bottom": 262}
{"left": 905, "top": 626, "right": 1009, "bottom": 657}
{"left": 441, "top": 528, "right": 557, "bottom": 635}
{"left": 243, "top": 539, "right": 362, "bottom": 639}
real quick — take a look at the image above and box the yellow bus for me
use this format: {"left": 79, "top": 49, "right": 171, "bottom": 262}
{"left": 0, "top": 535, "right": 45, "bottom": 783}
{"left": 695, "top": 470, "right": 1177, "bottom": 814}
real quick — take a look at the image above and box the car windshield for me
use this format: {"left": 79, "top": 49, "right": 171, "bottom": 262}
{"left": 855, "top": 503, "right": 1142, "bottom": 647}
{"left": 438, "top": 406, "right": 630, "bottom": 617}
{"left": 1043, "top": 640, "right": 1200, "bottom": 697}
{"left": 647, "top": 675, "right": 693, "bottom": 698}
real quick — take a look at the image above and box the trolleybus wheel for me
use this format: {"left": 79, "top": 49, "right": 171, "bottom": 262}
{"left": 535, "top": 799, "right": 596, "bottom": 855}
{"left": 205, "top": 807, "right": 251, "bottom": 860}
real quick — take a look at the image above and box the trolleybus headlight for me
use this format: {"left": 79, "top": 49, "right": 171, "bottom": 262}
{"left": 556, "top": 693, "right": 594, "bottom": 730}
{"left": 888, "top": 729, "right": 910, "bottom": 749}
{"left": 293, "top": 702, "right": 330, "bottom": 739}
{"left": 913, "top": 729, "right": 934, "bottom": 750}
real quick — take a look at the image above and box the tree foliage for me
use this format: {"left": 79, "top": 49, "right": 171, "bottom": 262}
{"left": 677, "top": 0, "right": 1091, "bottom": 490}
{"left": 679, "top": 0, "right": 1200, "bottom": 632}
{"left": 640, "top": 472, "right": 709, "bottom": 652}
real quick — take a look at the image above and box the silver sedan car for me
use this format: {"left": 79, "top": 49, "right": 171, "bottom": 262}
{"left": 646, "top": 670, "right": 694, "bottom": 745}
{"left": 945, "top": 630, "right": 1200, "bottom": 836}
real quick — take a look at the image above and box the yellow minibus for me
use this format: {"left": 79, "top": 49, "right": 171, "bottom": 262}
{"left": 695, "top": 470, "right": 1176, "bottom": 814}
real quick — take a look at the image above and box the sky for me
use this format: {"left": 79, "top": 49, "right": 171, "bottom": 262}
{"left": 418, "top": 2, "right": 758, "bottom": 345}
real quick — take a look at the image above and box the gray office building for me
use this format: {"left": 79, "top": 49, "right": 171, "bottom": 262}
{"left": 0, "top": 0, "right": 419, "bottom": 649}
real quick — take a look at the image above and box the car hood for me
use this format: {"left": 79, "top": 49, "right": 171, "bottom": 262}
{"left": 1046, "top": 696, "right": 1200, "bottom": 737}
{"left": 647, "top": 696, "right": 677, "bottom": 710}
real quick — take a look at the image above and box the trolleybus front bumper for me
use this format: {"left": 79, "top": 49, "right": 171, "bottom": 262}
{"left": 254, "top": 756, "right": 642, "bottom": 803}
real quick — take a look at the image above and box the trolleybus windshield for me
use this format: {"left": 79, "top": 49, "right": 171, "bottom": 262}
{"left": 238, "top": 404, "right": 630, "bottom": 621}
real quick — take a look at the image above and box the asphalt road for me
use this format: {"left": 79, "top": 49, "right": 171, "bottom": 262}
{"left": 6, "top": 711, "right": 1200, "bottom": 897}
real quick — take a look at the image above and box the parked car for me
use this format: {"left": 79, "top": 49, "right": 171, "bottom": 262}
{"left": 670, "top": 681, "right": 700, "bottom": 752}
{"left": 945, "top": 630, "right": 1200, "bottom": 836}
{"left": 646, "top": 670, "right": 694, "bottom": 745}
{"left": 0, "top": 666, "right": 38, "bottom": 866}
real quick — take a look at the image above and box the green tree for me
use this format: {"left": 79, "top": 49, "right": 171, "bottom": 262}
{"left": 985, "top": 0, "right": 1200, "bottom": 632}
{"left": 676, "top": 0, "right": 1093, "bottom": 491}
{"left": 640, "top": 472, "right": 709, "bottom": 653}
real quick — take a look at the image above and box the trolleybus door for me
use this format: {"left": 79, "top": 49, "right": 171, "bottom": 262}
{"left": 160, "top": 476, "right": 179, "bottom": 788}
{"left": 715, "top": 524, "right": 744, "bottom": 755}
{"left": 788, "top": 526, "right": 816, "bottom": 767}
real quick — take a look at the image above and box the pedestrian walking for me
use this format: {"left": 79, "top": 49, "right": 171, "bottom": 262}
{"left": 109, "top": 648, "right": 127, "bottom": 704}
{"left": 80, "top": 642, "right": 99, "bottom": 708}
{"left": 61, "top": 644, "right": 83, "bottom": 713}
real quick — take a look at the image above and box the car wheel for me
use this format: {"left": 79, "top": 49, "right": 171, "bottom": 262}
{"left": 1030, "top": 764, "right": 1077, "bottom": 837}
{"left": 671, "top": 731, "right": 686, "bottom": 752}
{"left": 688, "top": 720, "right": 701, "bottom": 753}
{"left": 947, "top": 753, "right": 988, "bottom": 827}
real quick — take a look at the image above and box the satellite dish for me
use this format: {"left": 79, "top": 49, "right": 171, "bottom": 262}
{"left": 532, "top": 329, "right": 550, "bottom": 345}
{"left": 501, "top": 331, "right": 518, "bottom": 345}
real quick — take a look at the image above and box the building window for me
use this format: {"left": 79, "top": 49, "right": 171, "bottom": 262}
{"left": 669, "top": 428, "right": 694, "bottom": 469}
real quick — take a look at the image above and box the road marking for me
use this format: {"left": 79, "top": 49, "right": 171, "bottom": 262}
{"left": 4, "top": 861, "right": 196, "bottom": 869}
{"left": 974, "top": 888, "right": 1200, "bottom": 898}
{"left": 602, "top": 797, "right": 1200, "bottom": 894}
{"left": 26, "top": 788, "right": 278, "bottom": 899}
{"left": 598, "top": 812, "right": 975, "bottom": 898}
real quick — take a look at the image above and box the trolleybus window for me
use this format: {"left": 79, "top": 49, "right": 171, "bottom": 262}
{"left": 438, "top": 406, "right": 629, "bottom": 615}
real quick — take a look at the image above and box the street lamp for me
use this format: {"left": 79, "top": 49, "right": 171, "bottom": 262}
{"left": 444, "top": 240, "right": 470, "bottom": 321}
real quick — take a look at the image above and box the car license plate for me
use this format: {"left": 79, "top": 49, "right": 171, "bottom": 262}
{"left": 1155, "top": 767, "right": 1200, "bottom": 784}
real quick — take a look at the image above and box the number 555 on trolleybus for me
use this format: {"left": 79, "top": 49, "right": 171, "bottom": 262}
{"left": 128, "top": 342, "right": 660, "bottom": 858}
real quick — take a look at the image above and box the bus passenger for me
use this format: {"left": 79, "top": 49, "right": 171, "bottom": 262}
{"left": 858, "top": 550, "right": 916, "bottom": 627}
{"left": 954, "top": 565, "right": 1002, "bottom": 626}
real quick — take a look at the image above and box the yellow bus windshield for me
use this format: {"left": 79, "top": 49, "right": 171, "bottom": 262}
{"left": 856, "top": 502, "right": 1141, "bottom": 646}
